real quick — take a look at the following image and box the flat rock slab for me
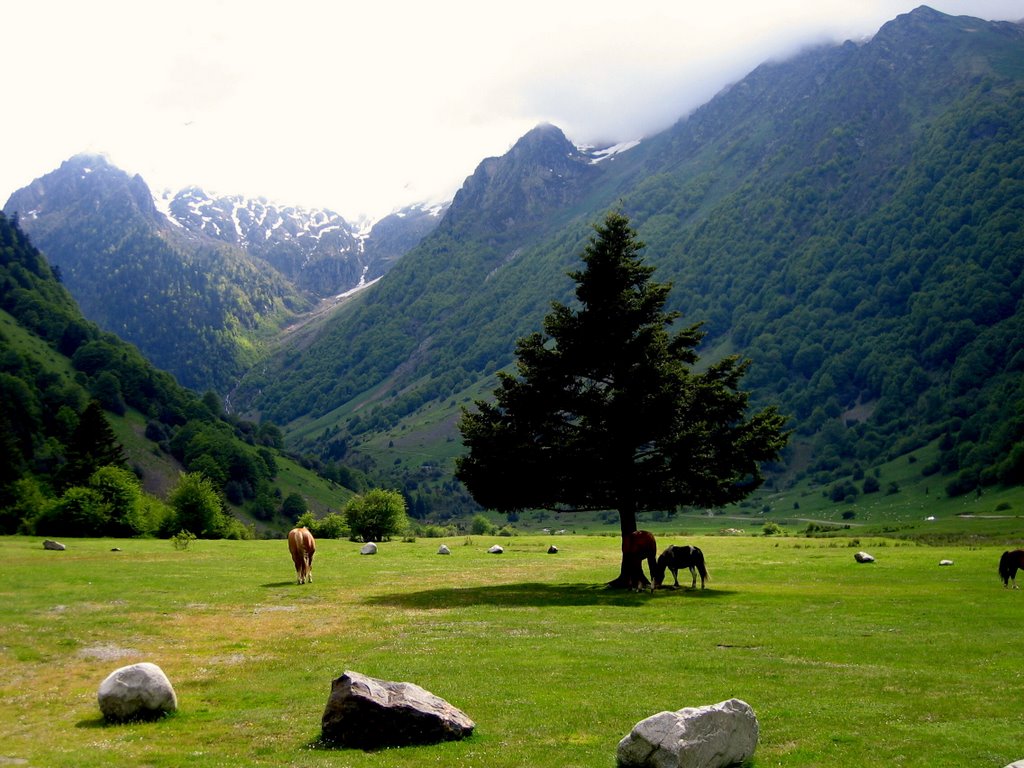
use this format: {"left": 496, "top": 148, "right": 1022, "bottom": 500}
{"left": 617, "top": 698, "right": 758, "bottom": 768}
{"left": 321, "top": 670, "right": 474, "bottom": 749}
{"left": 97, "top": 662, "right": 177, "bottom": 722}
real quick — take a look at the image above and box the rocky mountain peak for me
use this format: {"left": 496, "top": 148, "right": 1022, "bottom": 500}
{"left": 444, "top": 122, "right": 599, "bottom": 238}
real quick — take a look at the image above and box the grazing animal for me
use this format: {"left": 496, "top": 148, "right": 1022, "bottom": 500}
{"left": 622, "top": 530, "right": 658, "bottom": 592}
{"left": 999, "top": 549, "right": 1024, "bottom": 589}
{"left": 288, "top": 527, "right": 316, "bottom": 584}
{"left": 653, "top": 544, "right": 709, "bottom": 590}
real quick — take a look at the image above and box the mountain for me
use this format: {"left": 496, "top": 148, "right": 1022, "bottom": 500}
{"left": 157, "top": 187, "right": 447, "bottom": 295}
{"left": 0, "top": 210, "right": 354, "bottom": 537}
{"left": 234, "top": 7, "right": 1024, "bottom": 515}
{"left": 4, "top": 156, "right": 445, "bottom": 392}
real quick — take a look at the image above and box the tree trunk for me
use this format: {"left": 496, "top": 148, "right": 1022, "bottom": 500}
{"left": 606, "top": 506, "right": 643, "bottom": 589}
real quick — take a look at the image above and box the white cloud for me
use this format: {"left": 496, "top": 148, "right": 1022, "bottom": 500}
{"left": 3, "top": 0, "right": 1024, "bottom": 221}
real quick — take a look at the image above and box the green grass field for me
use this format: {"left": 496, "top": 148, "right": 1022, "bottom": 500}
{"left": 2, "top": 533, "right": 1022, "bottom": 767}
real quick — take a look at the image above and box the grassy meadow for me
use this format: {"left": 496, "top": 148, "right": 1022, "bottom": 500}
{"left": 1, "top": 533, "right": 1022, "bottom": 767}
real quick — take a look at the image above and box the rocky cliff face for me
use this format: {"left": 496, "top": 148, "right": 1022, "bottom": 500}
{"left": 442, "top": 123, "right": 601, "bottom": 240}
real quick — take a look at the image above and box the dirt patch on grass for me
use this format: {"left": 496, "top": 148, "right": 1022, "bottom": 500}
{"left": 77, "top": 644, "right": 140, "bottom": 661}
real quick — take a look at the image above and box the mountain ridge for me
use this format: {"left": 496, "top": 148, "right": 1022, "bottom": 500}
{"left": 234, "top": 6, "right": 1024, "bottom": 515}
{"left": 4, "top": 155, "right": 446, "bottom": 391}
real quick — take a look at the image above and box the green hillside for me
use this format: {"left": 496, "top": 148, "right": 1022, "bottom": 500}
{"left": 0, "top": 211, "right": 351, "bottom": 538}
{"left": 233, "top": 8, "right": 1024, "bottom": 522}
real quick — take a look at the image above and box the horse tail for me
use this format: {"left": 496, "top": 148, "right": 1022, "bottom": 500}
{"left": 695, "top": 547, "right": 709, "bottom": 583}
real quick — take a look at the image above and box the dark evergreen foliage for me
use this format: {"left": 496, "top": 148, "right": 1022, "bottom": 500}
{"left": 456, "top": 213, "right": 788, "bottom": 574}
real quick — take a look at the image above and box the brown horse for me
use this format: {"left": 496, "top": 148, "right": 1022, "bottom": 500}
{"left": 288, "top": 526, "right": 316, "bottom": 584}
{"left": 622, "top": 530, "right": 658, "bottom": 592}
{"left": 653, "top": 544, "right": 709, "bottom": 590}
{"left": 999, "top": 549, "right": 1024, "bottom": 589}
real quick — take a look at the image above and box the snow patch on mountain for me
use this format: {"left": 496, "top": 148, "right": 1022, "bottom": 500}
{"left": 583, "top": 139, "right": 641, "bottom": 164}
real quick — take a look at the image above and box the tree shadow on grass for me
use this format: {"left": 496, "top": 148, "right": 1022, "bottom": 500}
{"left": 261, "top": 581, "right": 299, "bottom": 589}
{"left": 365, "top": 582, "right": 735, "bottom": 610}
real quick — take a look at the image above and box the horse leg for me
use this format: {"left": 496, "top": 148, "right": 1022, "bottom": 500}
{"left": 689, "top": 566, "right": 697, "bottom": 590}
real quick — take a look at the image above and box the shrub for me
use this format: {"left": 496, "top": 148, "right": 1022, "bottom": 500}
{"left": 344, "top": 489, "right": 408, "bottom": 542}
{"left": 470, "top": 513, "right": 496, "bottom": 535}
{"left": 172, "top": 530, "right": 197, "bottom": 550}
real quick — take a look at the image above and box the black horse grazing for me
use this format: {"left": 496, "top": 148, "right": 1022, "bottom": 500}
{"left": 653, "top": 544, "right": 709, "bottom": 590}
{"left": 999, "top": 549, "right": 1024, "bottom": 589}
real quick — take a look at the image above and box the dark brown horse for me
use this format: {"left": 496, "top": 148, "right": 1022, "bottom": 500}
{"left": 999, "top": 549, "right": 1024, "bottom": 589}
{"left": 622, "top": 530, "right": 658, "bottom": 592}
{"left": 288, "top": 526, "right": 316, "bottom": 584}
{"left": 653, "top": 544, "right": 709, "bottom": 590}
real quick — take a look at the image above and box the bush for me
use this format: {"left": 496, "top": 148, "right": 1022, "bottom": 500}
{"left": 344, "top": 489, "right": 408, "bottom": 542}
{"left": 171, "top": 530, "right": 197, "bottom": 550}
{"left": 470, "top": 513, "right": 496, "bottom": 535}
{"left": 412, "top": 522, "right": 459, "bottom": 538}
{"left": 168, "top": 472, "right": 229, "bottom": 538}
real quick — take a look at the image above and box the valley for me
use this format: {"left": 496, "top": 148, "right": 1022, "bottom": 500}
{"left": 2, "top": 6, "right": 1023, "bottom": 538}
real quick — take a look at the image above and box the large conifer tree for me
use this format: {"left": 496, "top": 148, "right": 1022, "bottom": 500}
{"left": 456, "top": 211, "right": 788, "bottom": 586}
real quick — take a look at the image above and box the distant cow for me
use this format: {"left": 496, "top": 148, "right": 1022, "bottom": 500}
{"left": 288, "top": 527, "right": 316, "bottom": 584}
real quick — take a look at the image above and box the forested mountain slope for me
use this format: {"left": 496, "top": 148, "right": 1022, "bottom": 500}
{"left": 236, "top": 7, "right": 1024, "bottom": 512}
{"left": 3, "top": 157, "right": 444, "bottom": 394}
{"left": 0, "top": 211, "right": 351, "bottom": 536}
{"left": 4, "top": 155, "right": 307, "bottom": 393}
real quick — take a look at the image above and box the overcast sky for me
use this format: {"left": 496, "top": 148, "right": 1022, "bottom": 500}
{"left": 4, "top": 1, "right": 1024, "bottom": 222}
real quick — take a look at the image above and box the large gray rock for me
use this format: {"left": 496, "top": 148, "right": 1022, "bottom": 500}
{"left": 617, "top": 698, "right": 758, "bottom": 768}
{"left": 97, "top": 662, "right": 177, "bottom": 722}
{"left": 43, "top": 539, "right": 65, "bottom": 551}
{"left": 360, "top": 542, "right": 378, "bottom": 555}
{"left": 854, "top": 551, "right": 875, "bottom": 563}
{"left": 321, "top": 670, "right": 474, "bottom": 748}
{"left": 1003, "top": 761, "right": 1024, "bottom": 768}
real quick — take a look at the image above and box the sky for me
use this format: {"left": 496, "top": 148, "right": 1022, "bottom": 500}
{"left": 4, "top": 1, "right": 1024, "bottom": 223}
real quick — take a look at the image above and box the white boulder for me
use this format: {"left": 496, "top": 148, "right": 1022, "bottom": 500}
{"left": 617, "top": 698, "right": 758, "bottom": 768}
{"left": 97, "top": 662, "right": 177, "bottom": 722}
{"left": 437, "top": 544, "right": 451, "bottom": 555}
{"left": 854, "top": 551, "right": 875, "bottom": 563}
{"left": 359, "top": 542, "right": 378, "bottom": 555}
{"left": 487, "top": 545, "right": 504, "bottom": 554}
